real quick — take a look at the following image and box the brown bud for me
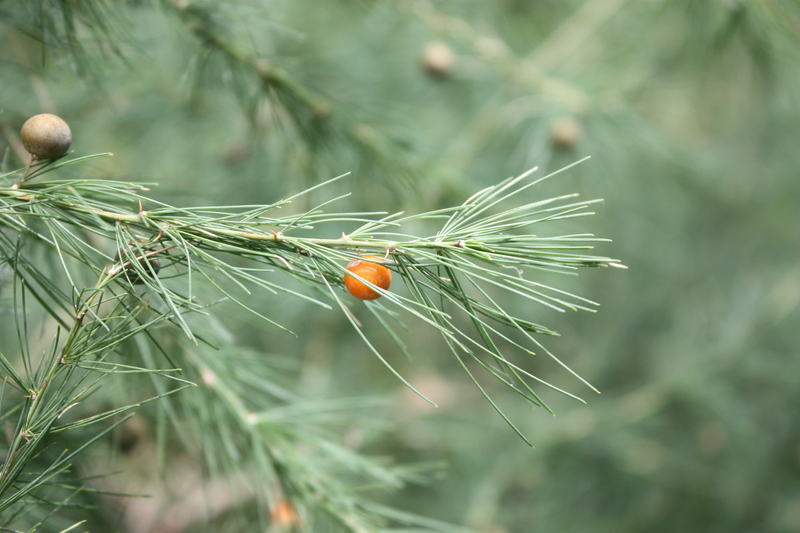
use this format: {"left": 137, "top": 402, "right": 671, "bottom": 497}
{"left": 420, "top": 41, "right": 456, "bottom": 78}
{"left": 114, "top": 248, "right": 162, "bottom": 284}
{"left": 549, "top": 117, "right": 584, "bottom": 150}
{"left": 20, "top": 114, "right": 72, "bottom": 160}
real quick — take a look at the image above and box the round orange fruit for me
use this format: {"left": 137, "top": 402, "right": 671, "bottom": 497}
{"left": 344, "top": 256, "right": 392, "bottom": 300}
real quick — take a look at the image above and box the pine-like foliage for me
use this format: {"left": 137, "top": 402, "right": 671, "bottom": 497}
{"left": 2, "top": 1, "right": 800, "bottom": 532}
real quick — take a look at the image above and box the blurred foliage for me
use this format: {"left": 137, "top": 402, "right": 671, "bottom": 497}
{"left": 2, "top": 0, "right": 800, "bottom": 532}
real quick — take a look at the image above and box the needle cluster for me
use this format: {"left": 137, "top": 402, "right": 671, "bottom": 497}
{"left": 0, "top": 153, "right": 617, "bottom": 529}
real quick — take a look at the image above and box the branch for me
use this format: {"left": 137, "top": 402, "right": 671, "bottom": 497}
{"left": 1, "top": 156, "right": 622, "bottom": 443}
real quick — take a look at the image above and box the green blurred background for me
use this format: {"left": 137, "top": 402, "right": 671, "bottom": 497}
{"left": 2, "top": 1, "right": 800, "bottom": 531}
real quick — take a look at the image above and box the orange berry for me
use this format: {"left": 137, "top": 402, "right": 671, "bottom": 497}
{"left": 344, "top": 256, "right": 392, "bottom": 300}
{"left": 270, "top": 499, "right": 302, "bottom": 528}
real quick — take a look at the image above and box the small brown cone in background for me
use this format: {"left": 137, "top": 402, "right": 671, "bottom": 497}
{"left": 420, "top": 41, "right": 456, "bottom": 78}
{"left": 549, "top": 116, "right": 584, "bottom": 150}
{"left": 118, "top": 415, "right": 149, "bottom": 454}
{"left": 20, "top": 114, "right": 72, "bottom": 160}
